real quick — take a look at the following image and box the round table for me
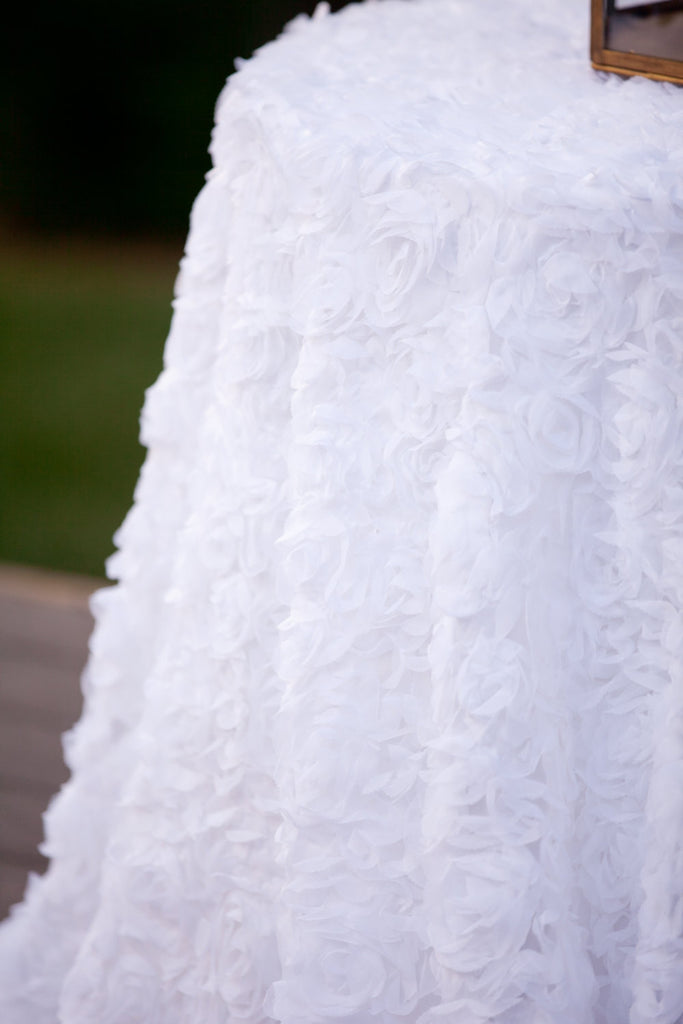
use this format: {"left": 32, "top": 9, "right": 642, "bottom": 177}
{"left": 1, "top": 1, "right": 682, "bottom": 1022}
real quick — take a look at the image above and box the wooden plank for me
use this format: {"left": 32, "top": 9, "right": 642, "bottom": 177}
{"left": 0, "top": 657, "right": 83, "bottom": 729}
{"left": 0, "top": 564, "right": 99, "bottom": 922}
{"left": 0, "top": 861, "right": 43, "bottom": 922}
{"left": 0, "top": 787, "right": 51, "bottom": 864}
{"left": 0, "top": 595, "right": 93, "bottom": 673}
{"left": 0, "top": 716, "right": 70, "bottom": 793}
{"left": 0, "top": 563, "right": 103, "bottom": 608}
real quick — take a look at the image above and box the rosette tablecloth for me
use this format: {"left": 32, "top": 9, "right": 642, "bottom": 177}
{"left": 1, "top": 0, "right": 682, "bottom": 1021}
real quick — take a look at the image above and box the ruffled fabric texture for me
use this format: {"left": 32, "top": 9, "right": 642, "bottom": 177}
{"left": 1, "top": 0, "right": 682, "bottom": 1021}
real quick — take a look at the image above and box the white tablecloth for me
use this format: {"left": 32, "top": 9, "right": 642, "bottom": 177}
{"left": 1, "top": 1, "right": 682, "bottom": 1022}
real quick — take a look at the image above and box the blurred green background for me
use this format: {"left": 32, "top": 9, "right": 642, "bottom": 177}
{"left": 1, "top": 0, "right": 349, "bottom": 578}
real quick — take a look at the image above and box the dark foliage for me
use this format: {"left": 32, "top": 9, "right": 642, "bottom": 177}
{"left": 1, "top": 0, "right": 351, "bottom": 238}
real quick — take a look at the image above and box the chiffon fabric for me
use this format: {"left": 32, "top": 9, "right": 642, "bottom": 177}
{"left": 1, "top": 0, "right": 683, "bottom": 1021}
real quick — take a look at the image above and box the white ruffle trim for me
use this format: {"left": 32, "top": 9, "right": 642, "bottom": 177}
{"left": 1, "top": 0, "right": 682, "bottom": 1021}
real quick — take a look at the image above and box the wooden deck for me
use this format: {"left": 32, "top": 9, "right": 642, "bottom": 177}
{"left": 0, "top": 564, "right": 101, "bottom": 921}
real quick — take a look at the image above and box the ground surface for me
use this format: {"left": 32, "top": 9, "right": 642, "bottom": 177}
{"left": 0, "top": 563, "right": 101, "bottom": 921}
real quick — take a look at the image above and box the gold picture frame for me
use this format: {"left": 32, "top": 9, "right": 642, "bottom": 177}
{"left": 591, "top": 0, "right": 683, "bottom": 84}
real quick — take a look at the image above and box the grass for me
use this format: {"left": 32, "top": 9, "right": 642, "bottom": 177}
{"left": 0, "top": 236, "right": 183, "bottom": 578}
